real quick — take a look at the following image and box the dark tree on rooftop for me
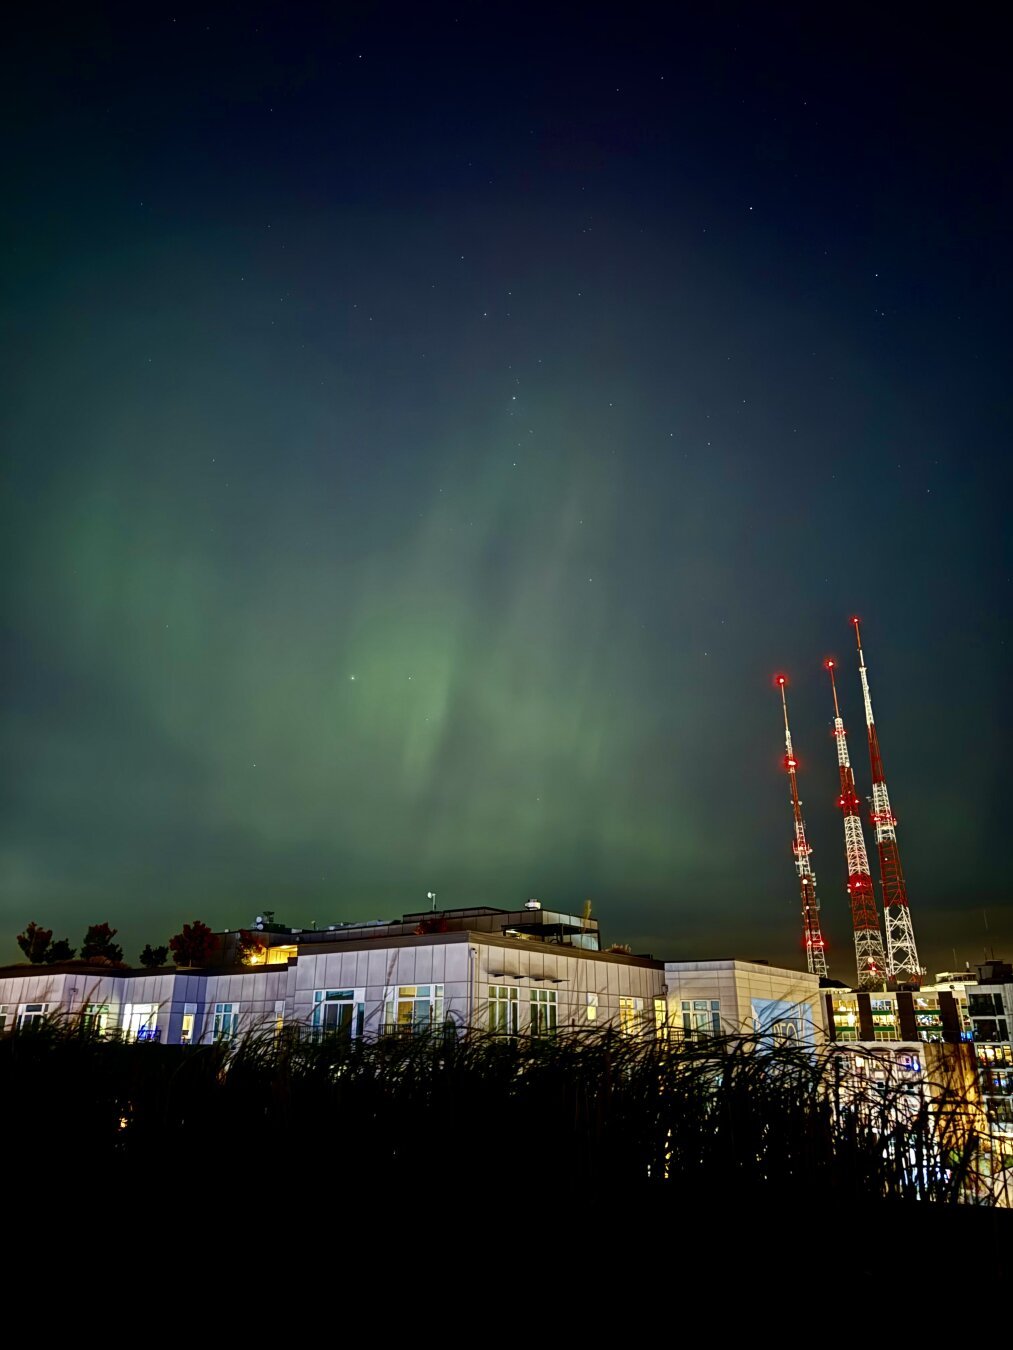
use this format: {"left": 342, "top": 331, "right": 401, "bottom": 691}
{"left": 45, "top": 938, "right": 76, "bottom": 963}
{"left": 139, "top": 944, "right": 168, "bottom": 969}
{"left": 81, "top": 923, "right": 123, "bottom": 964}
{"left": 169, "top": 921, "right": 216, "bottom": 968}
{"left": 16, "top": 922, "right": 53, "bottom": 964}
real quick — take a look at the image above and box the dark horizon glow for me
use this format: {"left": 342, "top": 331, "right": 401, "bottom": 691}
{"left": 2, "top": 5, "right": 1010, "bottom": 973}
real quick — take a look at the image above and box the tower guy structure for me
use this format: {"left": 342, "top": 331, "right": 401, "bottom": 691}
{"left": 852, "top": 618, "right": 923, "bottom": 986}
{"left": 776, "top": 677, "right": 829, "bottom": 980}
{"left": 826, "top": 659, "right": 887, "bottom": 990}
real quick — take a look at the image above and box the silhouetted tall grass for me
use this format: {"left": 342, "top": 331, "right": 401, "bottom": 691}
{"left": 0, "top": 1017, "right": 1005, "bottom": 1211}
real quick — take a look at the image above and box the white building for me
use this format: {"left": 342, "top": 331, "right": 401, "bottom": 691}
{"left": 0, "top": 908, "right": 845, "bottom": 1049}
{"left": 664, "top": 958, "right": 825, "bottom": 1044}
{"left": 0, "top": 905, "right": 669, "bottom": 1044}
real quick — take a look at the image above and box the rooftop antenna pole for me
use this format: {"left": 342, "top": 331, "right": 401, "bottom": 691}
{"left": 852, "top": 617, "right": 923, "bottom": 986}
{"left": 775, "top": 676, "right": 829, "bottom": 980}
{"left": 826, "top": 658, "right": 887, "bottom": 990}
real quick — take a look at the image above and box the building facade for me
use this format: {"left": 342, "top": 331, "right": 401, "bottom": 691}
{"left": 822, "top": 980, "right": 974, "bottom": 1046}
{"left": 0, "top": 905, "right": 668, "bottom": 1045}
{"left": 663, "top": 958, "right": 824, "bottom": 1045}
{"left": 967, "top": 961, "right": 1013, "bottom": 1135}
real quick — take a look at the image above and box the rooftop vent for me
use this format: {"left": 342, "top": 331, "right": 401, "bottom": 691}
{"left": 525, "top": 898, "right": 541, "bottom": 911}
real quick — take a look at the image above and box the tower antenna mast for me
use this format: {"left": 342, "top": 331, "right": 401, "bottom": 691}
{"left": 852, "top": 618, "right": 923, "bottom": 986}
{"left": 776, "top": 676, "right": 829, "bottom": 980}
{"left": 826, "top": 658, "right": 887, "bottom": 990}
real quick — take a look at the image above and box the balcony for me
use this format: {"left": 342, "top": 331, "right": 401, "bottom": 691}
{"left": 377, "top": 1022, "right": 455, "bottom": 1041}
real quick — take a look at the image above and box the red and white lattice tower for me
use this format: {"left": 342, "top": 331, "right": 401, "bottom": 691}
{"left": 826, "top": 658, "right": 887, "bottom": 990}
{"left": 851, "top": 618, "right": 923, "bottom": 986}
{"left": 776, "top": 676, "right": 829, "bottom": 980}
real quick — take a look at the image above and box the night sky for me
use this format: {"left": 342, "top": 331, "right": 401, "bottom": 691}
{"left": 3, "top": 5, "right": 1010, "bottom": 974}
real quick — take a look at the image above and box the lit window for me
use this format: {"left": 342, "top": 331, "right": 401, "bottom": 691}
{"left": 619, "top": 996, "right": 643, "bottom": 1036}
{"left": 489, "top": 985, "right": 519, "bottom": 1034}
{"left": 81, "top": 1003, "right": 110, "bottom": 1037}
{"left": 122, "top": 1004, "right": 159, "bottom": 1042}
{"left": 274, "top": 1000, "right": 285, "bottom": 1036}
{"left": 180, "top": 1003, "right": 197, "bottom": 1045}
{"left": 382, "top": 985, "right": 444, "bottom": 1035}
{"left": 213, "top": 1003, "right": 239, "bottom": 1042}
{"left": 530, "top": 988, "right": 557, "bottom": 1037}
{"left": 0, "top": 1005, "right": 8, "bottom": 1034}
{"left": 654, "top": 997, "right": 668, "bottom": 1039}
{"left": 586, "top": 992, "right": 599, "bottom": 1023}
{"left": 312, "top": 990, "right": 364, "bottom": 1039}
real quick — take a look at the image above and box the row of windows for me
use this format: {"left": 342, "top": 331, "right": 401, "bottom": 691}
{"left": 0, "top": 1001, "right": 273, "bottom": 1044}
{"left": 489, "top": 991, "right": 673, "bottom": 1038}
{"left": 1, "top": 992, "right": 699, "bottom": 1042}
{"left": 486, "top": 986, "right": 559, "bottom": 1036}
{"left": 303, "top": 989, "right": 676, "bottom": 1039}
{"left": 972, "top": 1017, "right": 1010, "bottom": 1043}
{"left": 969, "top": 993, "right": 1006, "bottom": 1017}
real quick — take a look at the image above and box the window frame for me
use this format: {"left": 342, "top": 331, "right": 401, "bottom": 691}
{"left": 488, "top": 984, "right": 520, "bottom": 1035}
{"left": 81, "top": 1002, "right": 111, "bottom": 1037}
{"left": 122, "top": 1003, "right": 159, "bottom": 1042}
{"left": 530, "top": 987, "right": 557, "bottom": 1037}
{"left": 212, "top": 1002, "right": 239, "bottom": 1043}
{"left": 382, "top": 984, "right": 445, "bottom": 1034}
{"left": 180, "top": 1003, "right": 198, "bottom": 1046}
{"left": 682, "top": 999, "right": 721, "bottom": 1035}
{"left": 619, "top": 995, "right": 644, "bottom": 1036}
{"left": 312, "top": 989, "right": 365, "bottom": 1039}
{"left": 17, "top": 1002, "right": 49, "bottom": 1029}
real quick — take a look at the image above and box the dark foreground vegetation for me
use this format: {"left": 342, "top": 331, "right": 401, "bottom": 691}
{"left": 7, "top": 1015, "right": 1013, "bottom": 1209}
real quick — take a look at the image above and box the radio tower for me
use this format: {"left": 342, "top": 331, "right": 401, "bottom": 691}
{"left": 776, "top": 677, "right": 829, "bottom": 980}
{"left": 852, "top": 618, "right": 923, "bottom": 986}
{"left": 826, "top": 658, "right": 887, "bottom": 990}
